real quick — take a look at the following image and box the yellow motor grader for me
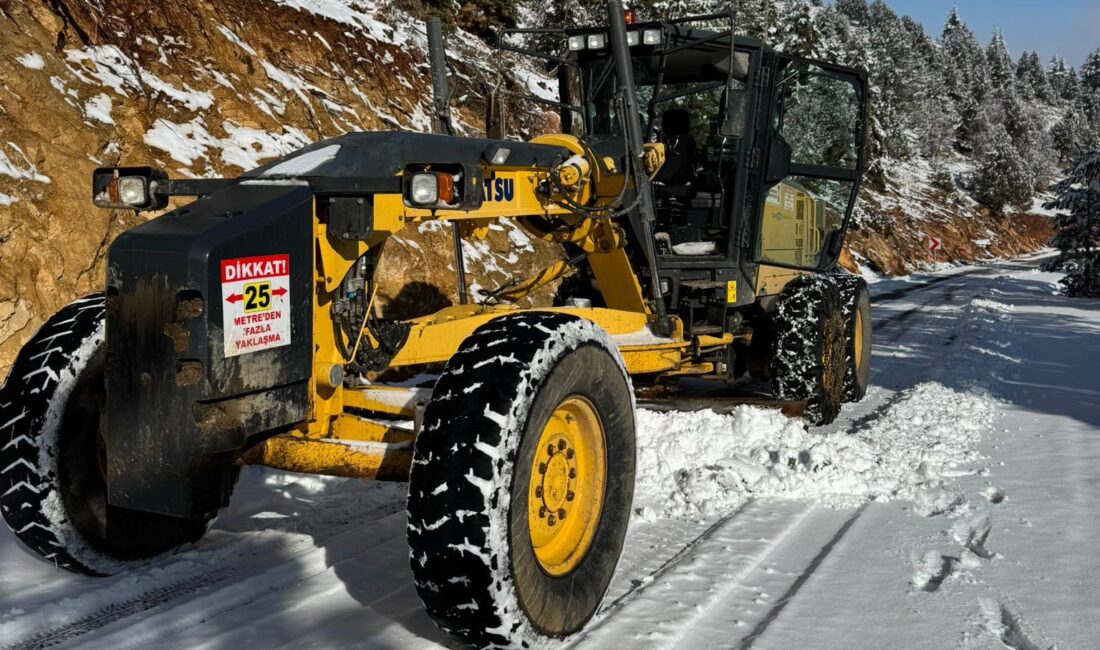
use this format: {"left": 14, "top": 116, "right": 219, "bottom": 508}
{"left": 0, "top": 2, "right": 870, "bottom": 647}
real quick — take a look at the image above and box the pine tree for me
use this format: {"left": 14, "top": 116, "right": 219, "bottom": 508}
{"left": 972, "top": 123, "right": 1034, "bottom": 213}
{"left": 940, "top": 9, "right": 990, "bottom": 150}
{"left": 774, "top": 0, "right": 818, "bottom": 57}
{"left": 834, "top": 0, "right": 869, "bottom": 24}
{"left": 1016, "top": 51, "right": 1051, "bottom": 101}
{"left": 986, "top": 30, "right": 1016, "bottom": 92}
{"left": 1049, "top": 58, "right": 1081, "bottom": 102}
{"left": 1045, "top": 151, "right": 1100, "bottom": 297}
{"left": 736, "top": 0, "right": 779, "bottom": 39}
{"left": 1051, "top": 109, "right": 1097, "bottom": 161}
{"left": 905, "top": 17, "right": 955, "bottom": 160}
{"left": 1081, "top": 49, "right": 1100, "bottom": 94}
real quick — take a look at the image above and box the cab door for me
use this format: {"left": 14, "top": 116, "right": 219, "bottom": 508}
{"left": 753, "top": 56, "right": 867, "bottom": 272}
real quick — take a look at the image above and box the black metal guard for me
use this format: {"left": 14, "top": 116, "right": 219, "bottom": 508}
{"left": 606, "top": 0, "right": 667, "bottom": 323}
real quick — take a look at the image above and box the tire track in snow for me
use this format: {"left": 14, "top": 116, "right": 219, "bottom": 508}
{"left": 6, "top": 507, "right": 406, "bottom": 649}
{"left": 69, "top": 512, "right": 414, "bottom": 650}
{"left": 735, "top": 504, "right": 868, "bottom": 649}
{"left": 572, "top": 500, "right": 818, "bottom": 648}
{"left": 869, "top": 256, "right": 1049, "bottom": 306}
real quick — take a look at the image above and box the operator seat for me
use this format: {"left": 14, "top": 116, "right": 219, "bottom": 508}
{"left": 654, "top": 108, "right": 697, "bottom": 187}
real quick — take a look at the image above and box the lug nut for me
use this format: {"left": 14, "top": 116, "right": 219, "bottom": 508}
{"left": 547, "top": 444, "right": 555, "bottom": 456}
{"left": 557, "top": 440, "right": 567, "bottom": 451}
{"left": 557, "top": 508, "right": 566, "bottom": 520}
{"left": 566, "top": 448, "right": 575, "bottom": 459}
{"left": 547, "top": 514, "right": 557, "bottom": 526}
{"left": 568, "top": 468, "right": 576, "bottom": 479}
{"left": 538, "top": 462, "right": 547, "bottom": 474}
{"left": 566, "top": 491, "right": 575, "bottom": 501}
{"left": 539, "top": 506, "right": 547, "bottom": 518}
{"left": 535, "top": 486, "right": 543, "bottom": 498}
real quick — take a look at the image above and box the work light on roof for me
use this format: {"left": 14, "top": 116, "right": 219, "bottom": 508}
{"left": 587, "top": 33, "right": 607, "bottom": 49}
{"left": 567, "top": 34, "right": 586, "bottom": 51}
{"left": 626, "top": 30, "right": 640, "bottom": 46}
{"left": 642, "top": 28, "right": 662, "bottom": 45}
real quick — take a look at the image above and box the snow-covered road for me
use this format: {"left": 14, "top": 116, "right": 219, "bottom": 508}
{"left": 3, "top": 254, "right": 1097, "bottom": 650}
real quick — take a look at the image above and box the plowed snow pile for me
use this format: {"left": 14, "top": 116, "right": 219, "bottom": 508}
{"left": 633, "top": 383, "right": 994, "bottom": 521}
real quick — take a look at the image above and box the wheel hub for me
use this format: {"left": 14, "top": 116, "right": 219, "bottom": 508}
{"left": 528, "top": 395, "right": 606, "bottom": 576}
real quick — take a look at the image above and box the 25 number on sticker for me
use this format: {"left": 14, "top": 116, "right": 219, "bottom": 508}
{"left": 243, "top": 281, "right": 272, "bottom": 313}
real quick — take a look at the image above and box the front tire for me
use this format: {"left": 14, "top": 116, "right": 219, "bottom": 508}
{"left": 407, "top": 312, "right": 635, "bottom": 647}
{"left": 0, "top": 294, "right": 216, "bottom": 575}
{"left": 770, "top": 276, "right": 847, "bottom": 426}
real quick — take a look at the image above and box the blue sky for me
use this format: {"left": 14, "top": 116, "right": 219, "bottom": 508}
{"left": 879, "top": 0, "right": 1097, "bottom": 67}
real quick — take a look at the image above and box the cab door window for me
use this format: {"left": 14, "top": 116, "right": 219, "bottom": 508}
{"left": 777, "top": 63, "right": 860, "bottom": 169}
{"left": 757, "top": 59, "right": 864, "bottom": 270}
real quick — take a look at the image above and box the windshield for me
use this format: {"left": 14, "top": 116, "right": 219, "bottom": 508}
{"left": 579, "top": 49, "right": 749, "bottom": 141}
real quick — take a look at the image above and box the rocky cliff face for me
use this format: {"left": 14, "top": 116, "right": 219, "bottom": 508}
{"left": 0, "top": 0, "right": 1050, "bottom": 373}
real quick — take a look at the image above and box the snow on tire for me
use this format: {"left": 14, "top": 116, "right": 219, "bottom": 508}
{"left": 770, "top": 276, "right": 847, "bottom": 425}
{"left": 835, "top": 275, "right": 872, "bottom": 402}
{"left": 0, "top": 293, "right": 211, "bottom": 576}
{"left": 407, "top": 312, "right": 636, "bottom": 648}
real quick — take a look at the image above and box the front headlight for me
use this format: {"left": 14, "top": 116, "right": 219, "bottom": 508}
{"left": 410, "top": 173, "right": 438, "bottom": 205}
{"left": 117, "top": 176, "right": 148, "bottom": 206}
{"left": 91, "top": 167, "right": 167, "bottom": 211}
{"left": 403, "top": 163, "right": 481, "bottom": 211}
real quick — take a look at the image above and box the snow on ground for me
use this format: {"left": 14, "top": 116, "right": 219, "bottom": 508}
{"left": 3, "top": 254, "right": 1099, "bottom": 649}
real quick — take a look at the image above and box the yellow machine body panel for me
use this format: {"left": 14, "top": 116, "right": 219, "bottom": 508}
{"left": 757, "top": 182, "right": 824, "bottom": 270}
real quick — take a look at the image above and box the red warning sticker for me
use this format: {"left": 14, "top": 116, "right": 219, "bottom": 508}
{"left": 220, "top": 254, "right": 290, "bottom": 357}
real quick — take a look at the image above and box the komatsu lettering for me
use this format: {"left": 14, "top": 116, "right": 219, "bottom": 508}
{"left": 482, "top": 178, "right": 515, "bottom": 202}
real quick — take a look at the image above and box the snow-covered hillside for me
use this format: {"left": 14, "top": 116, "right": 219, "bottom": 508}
{"left": 4, "top": 253, "right": 1098, "bottom": 649}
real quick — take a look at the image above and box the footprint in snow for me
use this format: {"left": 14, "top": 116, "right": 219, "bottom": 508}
{"left": 912, "top": 550, "right": 959, "bottom": 593}
{"left": 952, "top": 514, "right": 996, "bottom": 561}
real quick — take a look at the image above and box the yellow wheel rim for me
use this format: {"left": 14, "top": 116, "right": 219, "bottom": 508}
{"left": 854, "top": 308, "right": 866, "bottom": 367}
{"left": 528, "top": 395, "right": 606, "bottom": 577}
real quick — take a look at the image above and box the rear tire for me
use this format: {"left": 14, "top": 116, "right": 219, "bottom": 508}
{"left": 407, "top": 312, "right": 635, "bottom": 647}
{"left": 770, "top": 276, "right": 847, "bottom": 426}
{"left": 836, "top": 276, "right": 872, "bottom": 402}
{"left": 0, "top": 294, "right": 216, "bottom": 576}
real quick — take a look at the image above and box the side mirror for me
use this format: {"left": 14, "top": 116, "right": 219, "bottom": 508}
{"left": 92, "top": 167, "right": 168, "bottom": 211}
{"left": 718, "top": 88, "right": 746, "bottom": 138}
{"left": 765, "top": 135, "right": 791, "bottom": 184}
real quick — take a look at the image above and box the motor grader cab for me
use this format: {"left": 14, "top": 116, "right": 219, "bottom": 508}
{"left": 0, "top": 2, "right": 870, "bottom": 648}
{"left": 498, "top": 9, "right": 867, "bottom": 314}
